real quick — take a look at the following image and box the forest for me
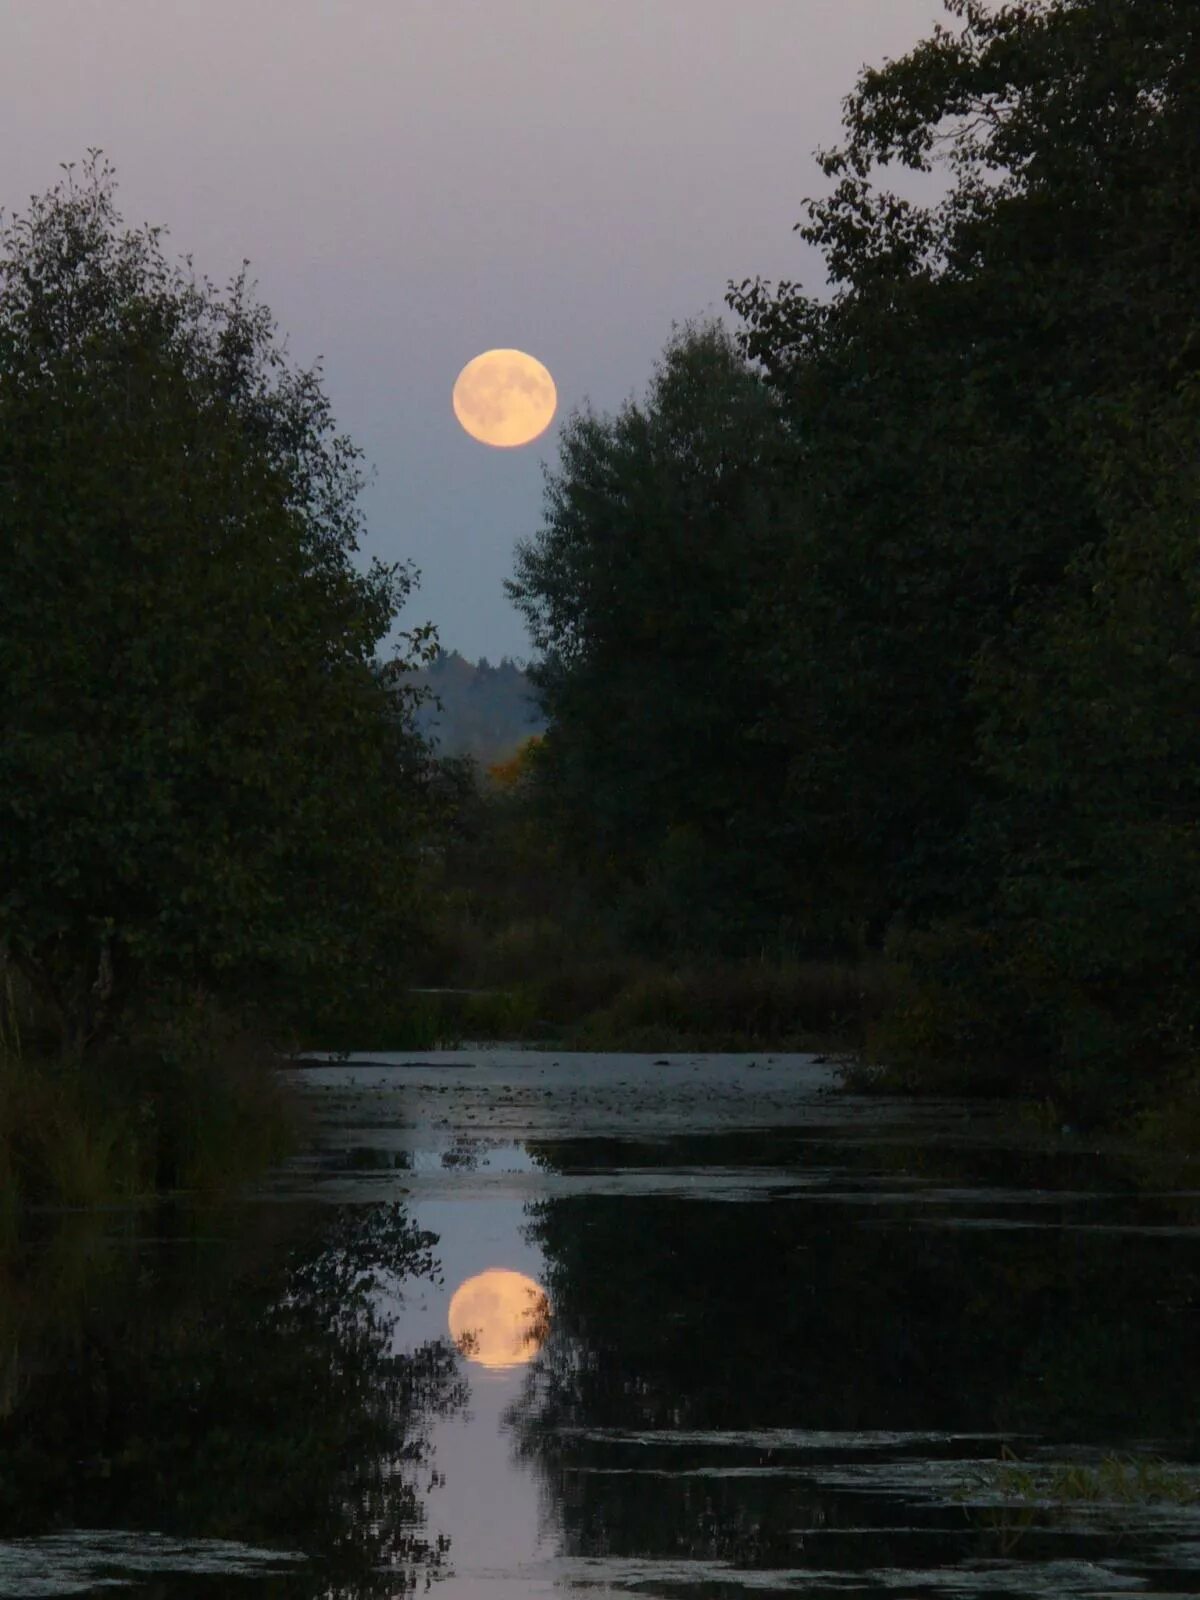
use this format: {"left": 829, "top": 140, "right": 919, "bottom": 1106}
{"left": 475, "top": 0, "right": 1199, "bottom": 1122}
{"left": 413, "top": 650, "right": 544, "bottom": 765}
{"left": 0, "top": 0, "right": 1196, "bottom": 1220}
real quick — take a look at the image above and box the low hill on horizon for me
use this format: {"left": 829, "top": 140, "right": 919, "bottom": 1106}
{"left": 412, "top": 648, "right": 546, "bottom": 766}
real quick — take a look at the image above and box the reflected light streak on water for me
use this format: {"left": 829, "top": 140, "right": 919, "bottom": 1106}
{"left": 3, "top": 1051, "right": 1200, "bottom": 1599}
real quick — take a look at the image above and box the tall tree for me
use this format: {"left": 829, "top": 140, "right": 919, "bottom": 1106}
{"left": 508, "top": 323, "right": 809, "bottom": 952}
{"left": 0, "top": 156, "right": 435, "bottom": 1055}
{"left": 961, "top": 380, "right": 1200, "bottom": 1092}
{"left": 728, "top": 0, "right": 1199, "bottom": 937}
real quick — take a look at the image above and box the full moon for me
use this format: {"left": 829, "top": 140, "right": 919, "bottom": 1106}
{"left": 452, "top": 348, "right": 557, "bottom": 448}
{"left": 447, "top": 1267, "right": 550, "bottom": 1370}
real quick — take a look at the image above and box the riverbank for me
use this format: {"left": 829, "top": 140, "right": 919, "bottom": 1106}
{"left": 12, "top": 937, "right": 1187, "bottom": 1232}
{"left": 306, "top": 940, "right": 1199, "bottom": 1151}
{"left": 309, "top": 949, "right": 891, "bottom": 1056}
{"left": 0, "top": 994, "right": 296, "bottom": 1227}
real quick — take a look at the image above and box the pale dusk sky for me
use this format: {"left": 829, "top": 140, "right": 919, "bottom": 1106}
{"left": 2, "top": 1, "right": 950, "bottom": 660}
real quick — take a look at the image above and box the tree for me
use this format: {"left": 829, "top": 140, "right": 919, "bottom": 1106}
{"left": 728, "top": 0, "right": 1199, "bottom": 937}
{"left": 0, "top": 156, "right": 435, "bottom": 1056}
{"left": 963, "top": 380, "right": 1200, "bottom": 1095}
{"left": 723, "top": 0, "right": 1198, "bottom": 1096}
{"left": 507, "top": 323, "right": 810, "bottom": 953}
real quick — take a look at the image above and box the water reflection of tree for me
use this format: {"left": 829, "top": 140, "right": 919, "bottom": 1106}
{"left": 0, "top": 1202, "right": 468, "bottom": 1596}
{"left": 508, "top": 1167, "right": 1200, "bottom": 1571}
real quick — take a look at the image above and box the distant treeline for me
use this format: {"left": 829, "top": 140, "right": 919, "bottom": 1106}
{"left": 412, "top": 650, "right": 544, "bottom": 766}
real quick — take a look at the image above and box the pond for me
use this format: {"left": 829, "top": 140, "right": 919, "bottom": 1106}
{"left": 1, "top": 1050, "right": 1198, "bottom": 1598}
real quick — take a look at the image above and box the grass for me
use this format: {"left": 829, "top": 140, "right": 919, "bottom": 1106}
{"left": 288, "top": 884, "right": 895, "bottom": 1054}
{"left": 405, "top": 901, "right": 890, "bottom": 1051}
{"left": 563, "top": 957, "right": 890, "bottom": 1051}
{"left": 1133, "top": 1067, "right": 1200, "bottom": 1153}
{"left": 301, "top": 936, "right": 892, "bottom": 1055}
{"left": 126, "top": 994, "right": 298, "bottom": 1193}
{"left": 0, "top": 1059, "right": 145, "bottom": 1217}
{"left": 955, "top": 1447, "right": 1200, "bottom": 1558}
{"left": 961, "top": 1446, "right": 1200, "bottom": 1511}
{"left": 0, "top": 979, "right": 297, "bottom": 1218}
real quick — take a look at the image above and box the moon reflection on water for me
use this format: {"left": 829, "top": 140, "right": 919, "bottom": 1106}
{"left": 447, "top": 1267, "right": 551, "bottom": 1370}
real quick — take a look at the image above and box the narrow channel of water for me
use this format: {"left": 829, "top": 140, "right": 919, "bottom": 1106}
{"left": 1, "top": 1051, "right": 1198, "bottom": 1598}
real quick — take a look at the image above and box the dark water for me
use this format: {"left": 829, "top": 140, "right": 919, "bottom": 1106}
{"left": 2, "top": 1051, "right": 1199, "bottom": 1598}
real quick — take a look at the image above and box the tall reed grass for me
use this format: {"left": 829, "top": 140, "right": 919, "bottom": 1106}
{"left": 0, "top": 974, "right": 296, "bottom": 1220}
{"left": 323, "top": 902, "right": 894, "bottom": 1053}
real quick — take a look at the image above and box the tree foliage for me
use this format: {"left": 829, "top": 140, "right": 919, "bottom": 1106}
{"left": 728, "top": 0, "right": 1198, "bottom": 932}
{"left": 959, "top": 380, "right": 1200, "bottom": 1091}
{"left": 0, "top": 156, "right": 434, "bottom": 1054}
{"left": 508, "top": 323, "right": 809, "bottom": 952}
{"left": 512, "top": 0, "right": 1199, "bottom": 1103}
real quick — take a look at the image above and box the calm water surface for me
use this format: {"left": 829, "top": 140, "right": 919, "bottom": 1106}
{"left": 2, "top": 1051, "right": 1199, "bottom": 1598}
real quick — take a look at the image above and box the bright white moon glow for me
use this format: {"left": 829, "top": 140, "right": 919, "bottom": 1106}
{"left": 452, "top": 348, "right": 557, "bottom": 448}
{"left": 447, "top": 1267, "right": 550, "bottom": 1369}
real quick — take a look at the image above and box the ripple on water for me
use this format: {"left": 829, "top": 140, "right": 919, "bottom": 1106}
{"left": 0, "top": 1531, "right": 302, "bottom": 1597}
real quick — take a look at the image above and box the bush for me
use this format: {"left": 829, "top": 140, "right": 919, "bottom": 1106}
{"left": 575, "top": 957, "right": 888, "bottom": 1050}
{"left": 0, "top": 155, "right": 434, "bottom": 1059}
{"left": 0, "top": 992, "right": 295, "bottom": 1214}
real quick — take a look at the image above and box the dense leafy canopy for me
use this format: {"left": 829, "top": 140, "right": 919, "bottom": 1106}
{"left": 511, "top": 0, "right": 1199, "bottom": 1104}
{"left": 0, "top": 157, "right": 433, "bottom": 1053}
{"left": 508, "top": 324, "right": 809, "bottom": 951}
{"left": 728, "top": 0, "right": 1198, "bottom": 929}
